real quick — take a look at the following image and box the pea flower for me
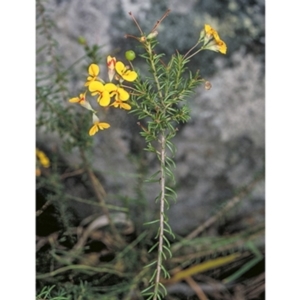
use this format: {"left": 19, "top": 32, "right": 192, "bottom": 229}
{"left": 85, "top": 64, "right": 100, "bottom": 86}
{"left": 203, "top": 24, "right": 227, "bottom": 54}
{"left": 106, "top": 83, "right": 129, "bottom": 100}
{"left": 89, "top": 114, "right": 110, "bottom": 136}
{"left": 107, "top": 56, "right": 116, "bottom": 82}
{"left": 69, "top": 91, "right": 96, "bottom": 112}
{"left": 105, "top": 83, "right": 131, "bottom": 110}
{"left": 36, "top": 148, "right": 50, "bottom": 176}
{"left": 104, "top": 83, "right": 131, "bottom": 110}
{"left": 115, "top": 61, "right": 138, "bottom": 82}
{"left": 88, "top": 81, "right": 111, "bottom": 106}
{"left": 36, "top": 148, "right": 50, "bottom": 168}
{"left": 110, "top": 98, "right": 131, "bottom": 110}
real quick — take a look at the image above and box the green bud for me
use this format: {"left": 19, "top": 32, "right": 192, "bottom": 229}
{"left": 125, "top": 50, "right": 136, "bottom": 61}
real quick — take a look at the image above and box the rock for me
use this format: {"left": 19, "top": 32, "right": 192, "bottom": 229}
{"left": 36, "top": 0, "right": 265, "bottom": 236}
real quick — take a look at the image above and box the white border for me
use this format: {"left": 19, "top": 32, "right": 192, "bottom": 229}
{"left": 1, "top": 1, "right": 35, "bottom": 298}
{"left": 266, "top": 1, "right": 300, "bottom": 299}
{"left": 1, "top": 1, "right": 299, "bottom": 299}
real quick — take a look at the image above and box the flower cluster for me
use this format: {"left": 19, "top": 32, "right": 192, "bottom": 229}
{"left": 200, "top": 24, "right": 227, "bottom": 54}
{"left": 69, "top": 56, "right": 138, "bottom": 136}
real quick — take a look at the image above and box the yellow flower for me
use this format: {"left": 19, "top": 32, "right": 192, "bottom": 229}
{"left": 115, "top": 61, "right": 138, "bottom": 82}
{"left": 89, "top": 114, "right": 110, "bottom": 136}
{"left": 85, "top": 64, "right": 100, "bottom": 86}
{"left": 107, "top": 56, "right": 116, "bottom": 82}
{"left": 105, "top": 83, "right": 129, "bottom": 100}
{"left": 204, "top": 24, "right": 227, "bottom": 54}
{"left": 36, "top": 149, "right": 50, "bottom": 167}
{"left": 110, "top": 98, "right": 131, "bottom": 110}
{"left": 36, "top": 148, "right": 50, "bottom": 176}
{"left": 69, "top": 91, "right": 96, "bottom": 112}
{"left": 105, "top": 83, "right": 131, "bottom": 110}
{"left": 88, "top": 81, "right": 111, "bottom": 106}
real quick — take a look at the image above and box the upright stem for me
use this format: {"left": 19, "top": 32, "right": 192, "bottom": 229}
{"left": 144, "top": 40, "right": 171, "bottom": 299}
{"left": 147, "top": 43, "right": 164, "bottom": 101}
{"left": 153, "top": 133, "right": 166, "bottom": 300}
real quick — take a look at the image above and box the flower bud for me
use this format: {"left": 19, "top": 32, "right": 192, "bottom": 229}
{"left": 147, "top": 30, "right": 158, "bottom": 40}
{"left": 107, "top": 56, "right": 116, "bottom": 81}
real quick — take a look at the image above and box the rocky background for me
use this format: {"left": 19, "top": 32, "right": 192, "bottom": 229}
{"left": 36, "top": 0, "right": 265, "bottom": 236}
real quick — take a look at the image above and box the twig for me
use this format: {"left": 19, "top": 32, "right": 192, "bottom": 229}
{"left": 36, "top": 264, "right": 127, "bottom": 280}
{"left": 185, "top": 276, "right": 209, "bottom": 300}
{"left": 36, "top": 200, "right": 51, "bottom": 217}
{"left": 60, "top": 168, "right": 85, "bottom": 180}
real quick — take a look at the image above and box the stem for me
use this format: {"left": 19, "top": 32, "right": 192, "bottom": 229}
{"left": 36, "top": 199, "right": 52, "bottom": 217}
{"left": 143, "top": 40, "right": 170, "bottom": 299}
{"left": 153, "top": 133, "right": 166, "bottom": 300}
{"left": 184, "top": 46, "right": 204, "bottom": 60}
{"left": 147, "top": 43, "right": 164, "bottom": 101}
{"left": 183, "top": 41, "right": 200, "bottom": 60}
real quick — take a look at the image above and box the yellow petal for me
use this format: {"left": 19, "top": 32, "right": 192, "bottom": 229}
{"left": 89, "top": 81, "right": 105, "bottom": 93}
{"left": 213, "top": 31, "right": 221, "bottom": 42}
{"left": 110, "top": 101, "right": 118, "bottom": 108}
{"left": 118, "top": 87, "right": 129, "bottom": 100}
{"left": 121, "top": 103, "right": 131, "bottom": 110}
{"left": 89, "top": 124, "right": 98, "bottom": 136}
{"left": 99, "top": 91, "right": 111, "bottom": 106}
{"left": 105, "top": 83, "right": 118, "bottom": 92}
{"left": 204, "top": 24, "right": 213, "bottom": 35}
{"left": 217, "top": 40, "right": 227, "bottom": 54}
{"left": 88, "top": 64, "right": 99, "bottom": 76}
{"left": 98, "top": 122, "right": 110, "bottom": 130}
{"left": 36, "top": 149, "right": 50, "bottom": 167}
{"left": 69, "top": 97, "right": 80, "bottom": 103}
{"left": 122, "top": 70, "right": 137, "bottom": 82}
{"left": 115, "top": 61, "right": 125, "bottom": 75}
